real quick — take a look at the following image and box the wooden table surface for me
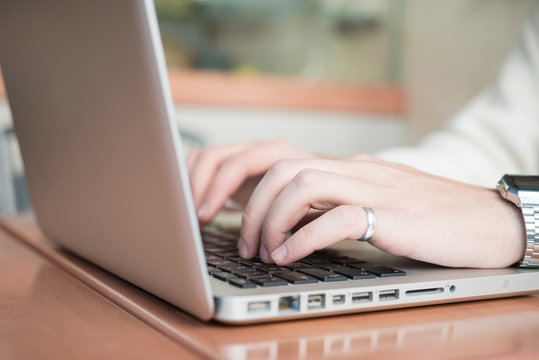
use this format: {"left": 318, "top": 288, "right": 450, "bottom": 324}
{"left": 2, "top": 214, "right": 539, "bottom": 360}
{"left": 0, "top": 220, "right": 198, "bottom": 360}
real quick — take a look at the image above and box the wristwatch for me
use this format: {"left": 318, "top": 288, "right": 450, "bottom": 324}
{"left": 497, "top": 175, "right": 539, "bottom": 267}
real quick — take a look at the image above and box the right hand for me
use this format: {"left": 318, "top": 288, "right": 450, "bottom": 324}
{"left": 186, "top": 139, "right": 314, "bottom": 224}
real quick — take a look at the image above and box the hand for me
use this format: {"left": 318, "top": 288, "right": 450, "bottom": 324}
{"left": 187, "top": 139, "right": 313, "bottom": 224}
{"left": 238, "top": 155, "right": 525, "bottom": 268}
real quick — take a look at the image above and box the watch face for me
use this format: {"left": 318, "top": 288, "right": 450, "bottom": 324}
{"left": 506, "top": 175, "right": 539, "bottom": 190}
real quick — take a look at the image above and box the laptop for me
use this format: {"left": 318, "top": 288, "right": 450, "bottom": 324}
{"left": 1, "top": 0, "right": 539, "bottom": 324}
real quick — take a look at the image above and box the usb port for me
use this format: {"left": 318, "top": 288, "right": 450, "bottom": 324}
{"left": 379, "top": 289, "right": 399, "bottom": 301}
{"left": 307, "top": 294, "right": 325, "bottom": 310}
{"left": 332, "top": 294, "right": 345, "bottom": 305}
{"left": 279, "top": 296, "right": 300, "bottom": 313}
{"left": 247, "top": 301, "right": 271, "bottom": 313}
{"left": 352, "top": 292, "right": 372, "bottom": 304}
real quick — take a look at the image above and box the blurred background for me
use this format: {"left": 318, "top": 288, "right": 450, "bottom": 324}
{"left": 0, "top": 0, "right": 536, "bottom": 213}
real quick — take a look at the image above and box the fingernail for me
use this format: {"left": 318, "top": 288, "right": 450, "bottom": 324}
{"left": 260, "top": 244, "right": 269, "bottom": 262}
{"left": 198, "top": 203, "right": 209, "bottom": 219}
{"left": 271, "top": 245, "right": 287, "bottom": 263}
{"left": 238, "top": 238, "right": 248, "bottom": 258}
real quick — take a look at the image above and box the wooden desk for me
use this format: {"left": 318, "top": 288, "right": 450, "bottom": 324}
{"left": 0, "top": 218, "right": 199, "bottom": 359}
{"left": 2, "top": 214, "right": 539, "bottom": 360}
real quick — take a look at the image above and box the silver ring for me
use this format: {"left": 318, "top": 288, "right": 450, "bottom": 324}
{"left": 357, "top": 207, "right": 377, "bottom": 242}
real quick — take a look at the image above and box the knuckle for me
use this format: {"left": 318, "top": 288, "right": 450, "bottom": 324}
{"left": 268, "top": 159, "right": 294, "bottom": 178}
{"left": 196, "top": 148, "right": 216, "bottom": 165}
{"left": 293, "top": 169, "right": 318, "bottom": 190}
{"left": 213, "top": 161, "right": 239, "bottom": 184}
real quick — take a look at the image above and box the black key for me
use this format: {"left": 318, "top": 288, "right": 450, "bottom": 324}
{"left": 219, "top": 264, "right": 251, "bottom": 273}
{"left": 329, "top": 256, "right": 366, "bottom": 265}
{"left": 205, "top": 254, "right": 223, "bottom": 261}
{"left": 240, "top": 259, "right": 265, "bottom": 267}
{"left": 304, "top": 253, "right": 329, "bottom": 260}
{"left": 207, "top": 259, "right": 236, "bottom": 268}
{"left": 213, "top": 246, "right": 238, "bottom": 252}
{"left": 235, "top": 270, "right": 267, "bottom": 279}
{"left": 227, "top": 256, "right": 242, "bottom": 262}
{"left": 207, "top": 266, "right": 219, "bottom": 274}
{"left": 348, "top": 263, "right": 385, "bottom": 270}
{"left": 313, "top": 249, "right": 339, "bottom": 256}
{"left": 212, "top": 271, "right": 237, "bottom": 281}
{"left": 315, "top": 263, "right": 348, "bottom": 271}
{"left": 368, "top": 268, "right": 406, "bottom": 277}
{"left": 214, "top": 250, "right": 240, "bottom": 258}
{"left": 250, "top": 276, "right": 288, "bottom": 287}
{"left": 334, "top": 268, "right": 376, "bottom": 280}
{"left": 255, "top": 264, "right": 289, "bottom": 274}
{"left": 275, "top": 271, "right": 318, "bottom": 284}
{"left": 229, "top": 278, "right": 257, "bottom": 289}
{"left": 300, "top": 258, "right": 331, "bottom": 265}
{"left": 298, "top": 268, "right": 347, "bottom": 282}
{"left": 285, "top": 262, "right": 310, "bottom": 270}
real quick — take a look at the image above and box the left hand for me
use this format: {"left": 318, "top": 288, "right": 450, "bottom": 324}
{"left": 238, "top": 155, "right": 525, "bottom": 268}
{"left": 186, "top": 140, "right": 313, "bottom": 225}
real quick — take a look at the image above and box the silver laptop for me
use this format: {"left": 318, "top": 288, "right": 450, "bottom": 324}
{"left": 2, "top": 0, "right": 539, "bottom": 324}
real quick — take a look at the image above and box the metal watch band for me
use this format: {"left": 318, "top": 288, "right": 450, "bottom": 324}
{"left": 519, "top": 204, "right": 539, "bottom": 267}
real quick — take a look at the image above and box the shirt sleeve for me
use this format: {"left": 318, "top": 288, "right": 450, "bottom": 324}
{"left": 375, "top": 9, "right": 539, "bottom": 188}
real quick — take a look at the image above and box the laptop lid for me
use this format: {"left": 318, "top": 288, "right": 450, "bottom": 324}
{"left": 0, "top": 0, "right": 214, "bottom": 320}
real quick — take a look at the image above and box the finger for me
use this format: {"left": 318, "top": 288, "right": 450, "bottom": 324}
{"left": 198, "top": 141, "right": 309, "bottom": 222}
{"left": 230, "top": 175, "right": 264, "bottom": 206}
{"left": 291, "top": 209, "right": 327, "bottom": 232}
{"left": 260, "top": 169, "right": 377, "bottom": 260}
{"left": 270, "top": 205, "right": 371, "bottom": 265}
{"left": 240, "top": 158, "right": 374, "bottom": 259}
{"left": 186, "top": 148, "right": 201, "bottom": 173}
{"left": 189, "top": 144, "right": 246, "bottom": 209}
{"left": 196, "top": 151, "right": 252, "bottom": 222}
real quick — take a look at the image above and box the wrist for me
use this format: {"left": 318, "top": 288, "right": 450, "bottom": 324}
{"left": 496, "top": 175, "right": 539, "bottom": 267}
{"left": 493, "top": 192, "right": 526, "bottom": 267}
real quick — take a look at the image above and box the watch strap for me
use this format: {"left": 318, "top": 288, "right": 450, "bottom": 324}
{"left": 519, "top": 204, "right": 539, "bottom": 267}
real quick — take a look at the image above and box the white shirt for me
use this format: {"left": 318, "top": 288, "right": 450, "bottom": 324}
{"left": 376, "top": 9, "right": 539, "bottom": 188}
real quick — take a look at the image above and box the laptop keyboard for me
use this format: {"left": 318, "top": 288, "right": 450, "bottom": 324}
{"left": 203, "top": 224, "right": 406, "bottom": 289}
